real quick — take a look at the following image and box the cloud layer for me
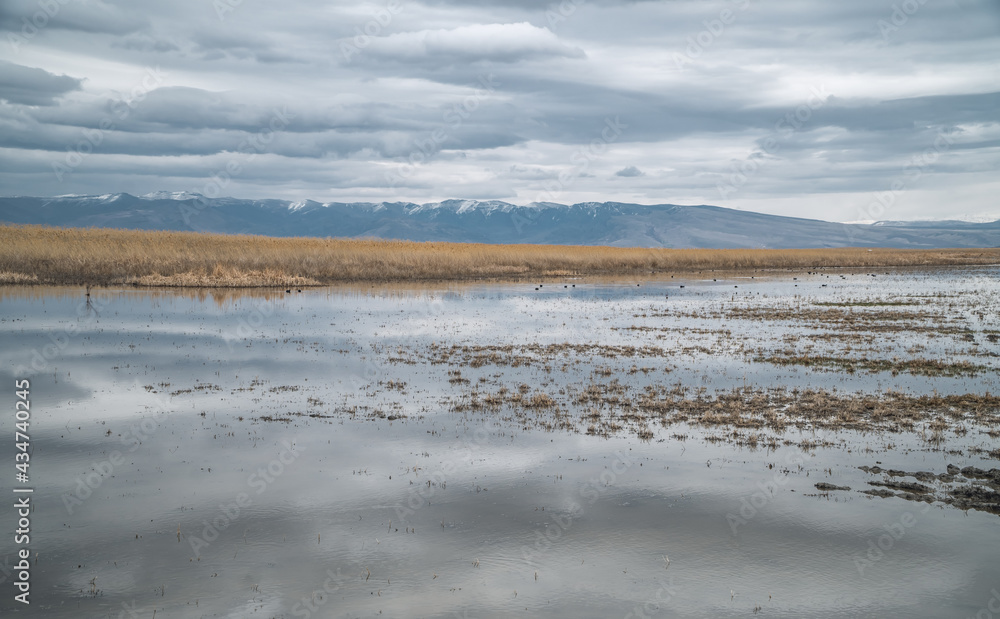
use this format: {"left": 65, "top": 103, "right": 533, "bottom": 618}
{"left": 0, "top": 0, "right": 998, "bottom": 222}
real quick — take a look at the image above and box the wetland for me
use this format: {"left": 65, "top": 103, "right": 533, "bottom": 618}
{"left": 1, "top": 265, "right": 999, "bottom": 618}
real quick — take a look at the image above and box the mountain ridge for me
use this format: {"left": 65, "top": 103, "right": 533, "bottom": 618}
{"left": 1, "top": 193, "right": 998, "bottom": 249}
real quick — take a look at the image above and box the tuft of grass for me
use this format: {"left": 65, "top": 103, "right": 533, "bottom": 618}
{"left": 757, "top": 354, "right": 991, "bottom": 377}
{"left": 813, "top": 300, "right": 922, "bottom": 307}
{"left": 2, "top": 224, "right": 1000, "bottom": 287}
{"left": 0, "top": 271, "right": 39, "bottom": 284}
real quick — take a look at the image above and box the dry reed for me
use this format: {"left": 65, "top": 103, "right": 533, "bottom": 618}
{"left": 2, "top": 224, "right": 999, "bottom": 287}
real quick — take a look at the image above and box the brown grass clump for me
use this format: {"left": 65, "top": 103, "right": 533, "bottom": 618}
{"left": 524, "top": 393, "right": 557, "bottom": 409}
{"left": 132, "top": 265, "right": 321, "bottom": 287}
{"left": 449, "top": 380, "right": 1000, "bottom": 438}
{"left": 757, "top": 354, "right": 991, "bottom": 377}
{"left": 2, "top": 224, "right": 999, "bottom": 287}
{"left": 0, "top": 271, "right": 38, "bottom": 284}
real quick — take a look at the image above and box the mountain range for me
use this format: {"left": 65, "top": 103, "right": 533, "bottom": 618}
{"left": 1, "top": 192, "right": 998, "bottom": 249}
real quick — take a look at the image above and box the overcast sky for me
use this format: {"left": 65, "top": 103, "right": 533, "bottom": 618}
{"left": 0, "top": 0, "right": 998, "bottom": 222}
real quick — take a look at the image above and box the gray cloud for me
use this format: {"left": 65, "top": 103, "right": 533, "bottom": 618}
{"left": 0, "top": 0, "right": 148, "bottom": 36}
{"left": 111, "top": 35, "right": 181, "bottom": 54}
{"left": 615, "top": 165, "right": 643, "bottom": 177}
{"left": 0, "top": 61, "right": 82, "bottom": 105}
{"left": 0, "top": 0, "right": 997, "bottom": 222}
{"left": 358, "top": 22, "right": 585, "bottom": 63}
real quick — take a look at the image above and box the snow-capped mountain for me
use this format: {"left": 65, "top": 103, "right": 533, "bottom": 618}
{"left": 1, "top": 193, "right": 998, "bottom": 249}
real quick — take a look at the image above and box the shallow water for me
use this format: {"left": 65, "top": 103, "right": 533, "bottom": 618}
{"left": 1, "top": 267, "right": 999, "bottom": 618}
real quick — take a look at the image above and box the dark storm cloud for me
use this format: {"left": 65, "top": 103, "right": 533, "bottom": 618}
{"left": 0, "top": 0, "right": 148, "bottom": 36}
{"left": 616, "top": 166, "right": 643, "bottom": 177}
{"left": 0, "top": 0, "right": 997, "bottom": 221}
{"left": 0, "top": 60, "right": 81, "bottom": 105}
{"left": 111, "top": 36, "right": 181, "bottom": 54}
{"left": 804, "top": 92, "right": 1000, "bottom": 134}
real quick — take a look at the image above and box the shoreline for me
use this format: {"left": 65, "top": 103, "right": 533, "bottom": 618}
{"left": 2, "top": 262, "right": 998, "bottom": 291}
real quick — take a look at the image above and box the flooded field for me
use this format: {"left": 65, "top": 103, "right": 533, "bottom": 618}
{"left": 2, "top": 266, "right": 999, "bottom": 618}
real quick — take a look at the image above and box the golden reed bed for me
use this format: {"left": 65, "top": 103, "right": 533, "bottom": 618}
{"left": 1, "top": 224, "right": 998, "bottom": 287}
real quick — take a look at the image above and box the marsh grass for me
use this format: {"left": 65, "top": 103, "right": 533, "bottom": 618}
{"left": 3, "top": 224, "right": 1000, "bottom": 287}
{"left": 0, "top": 270, "right": 39, "bottom": 284}
{"left": 813, "top": 300, "right": 924, "bottom": 307}
{"left": 448, "top": 381, "right": 1000, "bottom": 438}
{"left": 756, "top": 354, "right": 991, "bottom": 377}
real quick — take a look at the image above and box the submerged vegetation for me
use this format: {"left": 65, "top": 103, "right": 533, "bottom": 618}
{"left": 2, "top": 224, "right": 1000, "bottom": 286}
{"left": 755, "top": 355, "right": 991, "bottom": 377}
{"left": 445, "top": 382, "right": 1000, "bottom": 445}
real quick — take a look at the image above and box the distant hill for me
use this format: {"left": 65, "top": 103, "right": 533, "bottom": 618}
{"left": 1, "top": 193, "right": 998, "bottom": 249}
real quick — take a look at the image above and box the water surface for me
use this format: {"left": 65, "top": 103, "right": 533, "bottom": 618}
{"left": 1, "top": 267, "right": 999, "bottom": 618}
